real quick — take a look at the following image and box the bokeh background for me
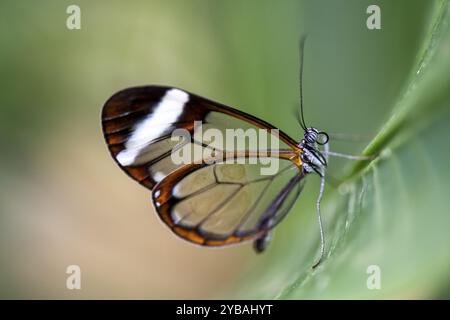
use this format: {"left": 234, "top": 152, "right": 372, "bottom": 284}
{"left": 0, "top": 0, "right": 449, "bottom": 299}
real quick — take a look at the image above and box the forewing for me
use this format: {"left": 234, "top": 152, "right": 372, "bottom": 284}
{"left": 101, "top": 86, "right": 300, "bottom": 189}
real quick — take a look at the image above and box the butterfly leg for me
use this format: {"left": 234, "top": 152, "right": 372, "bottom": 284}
{"left": 312, "top": 171, "right": 326, "bottom": 268}
{"left": 310, "top": 144, "right": 373, "bottom": 268}
{"left": 310, "top": 140, "right": 328, "bottom": 268}
{"left": 326, "top": 151, "right": 374, "bottom": 161}
{"left": 320, "top": 132, "right": 375, "bottom": 161}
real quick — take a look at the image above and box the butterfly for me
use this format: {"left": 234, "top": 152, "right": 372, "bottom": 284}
{"left": 101, "top": 37, "right": 365, "bottom": 266}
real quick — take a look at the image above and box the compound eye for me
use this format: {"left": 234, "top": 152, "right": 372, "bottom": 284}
{"left": 317, "top": 131, "right": 329, "bottom": 145}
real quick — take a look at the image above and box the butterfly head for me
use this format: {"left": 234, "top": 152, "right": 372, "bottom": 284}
{"left": 303, "top": 127, "right": 329, "bottom": 146}
{"left": 299, "top": 127, "right": 329, "bottom": 175}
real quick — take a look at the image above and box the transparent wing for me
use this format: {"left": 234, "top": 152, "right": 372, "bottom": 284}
{"left": 153, "top": 159, "right": 306, "bottom": 246}
{"left": 101, "top": 86, "right": 301, "bottom": 190}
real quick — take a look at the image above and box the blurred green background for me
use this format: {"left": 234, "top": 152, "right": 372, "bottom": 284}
{"left": 0, "top": 0, "right": 449, "bottom": 299}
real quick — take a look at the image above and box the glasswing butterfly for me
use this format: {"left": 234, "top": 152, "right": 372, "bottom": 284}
{"left": 101, "top": 37, "right": 369, "bottom": 267}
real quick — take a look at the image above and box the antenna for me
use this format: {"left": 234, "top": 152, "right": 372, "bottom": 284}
{"left": 298, "top": 35, "right": 308, "bottom": 131}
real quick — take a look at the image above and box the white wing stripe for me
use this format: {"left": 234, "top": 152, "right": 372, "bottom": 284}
{"left": 116, "top": 88, "right": 189, "bottom": 166}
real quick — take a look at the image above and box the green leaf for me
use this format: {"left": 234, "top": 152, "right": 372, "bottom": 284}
{"left": 228, "top": 0, "right": 450, "bottom": 299}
